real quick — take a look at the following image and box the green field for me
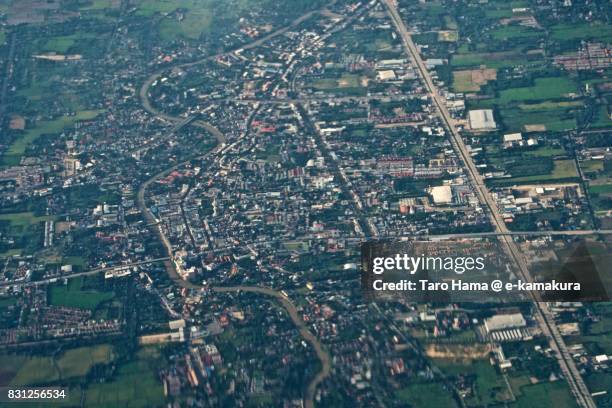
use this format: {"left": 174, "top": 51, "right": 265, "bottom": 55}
{"left": 498, "top": 78, "right": 576, "bottom": 104}
{"left": 0, "top": 212, "right": 54, "bottom": 253}
{"left": 1, "top": 110, "right": 104, "bottom": 166}
{"left": 452, "top": 51, "right": 529, "bottom": 69}
{"left": 500, "top": 106, "right": 577, "bottom": 132}
{"left": 491, "top": 25, "right": 542, "bottom": 41}
{"left": 518, "top": 101, "right": 583, "bottom": 111}
{"left": 158, "top": 10, "right": 213, "bottom": 40}
{"left": 0, "top": 212, "right": 54, "bottom": 228}
{"left": 511, "top": 381, "right": 577, "bottom": 408}
{"left": 132, "top": 0, "right": 231, "bottom": 40}
{"left": 396, "top": 382, "right": 458, "bottom": 408}
{"left": 497, "top": 159, "right": 578, "bottom": 184}
{"left": 57, "top": 345, "right": 114, "bottom": 378}
{"left": 435, "top": 359, "right": 511, "bottom": 405}
{"left": 84, "top": 349, "right": 164, "bottom": 407}
{"left": 550, "top": 23, "right": 612, "bottom": 42}
{"left": 524, "top": 146, "right": 566, "bottom": 158}
{"left": 4, "top": 345, "right": 114, "bottom": 386}
{"left": 589, "top": 184, "right": 612, "bottom": 195}
{"left": 581, "top": 160, "right": 604, "bottom": 173}
{"left": 48, "top": 276, "right": 114, "bottom": 310}
{"left": 81, "top": 0, "right": 116, "bottom": 10}
{"left": 310, "top": 74, "right": 367, "bottom": 96}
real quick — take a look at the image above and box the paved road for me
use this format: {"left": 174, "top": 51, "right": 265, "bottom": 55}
{"left": 0, "top": 257, "right": 170, "bottom": 288}
{"left": 135, "top": 7, "right": 341, "bottom": 407}
{"left": 382, "top": 1, "right": 595, "bottom": 407}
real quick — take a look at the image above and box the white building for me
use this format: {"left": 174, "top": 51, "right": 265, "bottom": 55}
{"left": 469, "top": 109, "right": 497, "bottom": 131}
{"left": 430, "top": 185, "right": 453, "bottom": 205}
{"left": 484, "top": 313, "right": 526, "bottom": 333}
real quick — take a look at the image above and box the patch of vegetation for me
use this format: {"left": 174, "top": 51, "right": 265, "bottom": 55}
{"left": 395, "top": 382, "right": 458, "bottom": 408}
{"left": 1, "top": 110, "right": 104, "bottom": 166}
{"left": 48, "top": 276, "right": 114, "bottom": 310}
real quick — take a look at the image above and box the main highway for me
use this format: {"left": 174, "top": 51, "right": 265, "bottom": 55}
{"left": 382, "top": 1, "right": 596, "bottom": 407}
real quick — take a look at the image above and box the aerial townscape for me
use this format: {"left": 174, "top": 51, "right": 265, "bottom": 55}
{"left": 0, "top": 0, "right": 611, "bottom": 407}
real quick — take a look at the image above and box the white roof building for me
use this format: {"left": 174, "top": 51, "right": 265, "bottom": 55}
{"left": 469, "top": 109, "right": 497, "bottom": 131}
{"left": 484, "top": 313, "right": 526, "bottom": 333}
{"left": 430, "top": 185, "right": 453, "bottom": 205}
{"left": 377, "top": 70, "right": 396, "bottom": 81}
{"left": 504, "top": 133, "right": 523, "bottom": 142}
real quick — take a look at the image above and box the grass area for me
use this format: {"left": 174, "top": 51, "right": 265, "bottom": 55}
{"left": 452, "top": 51, "right": 528, "bottom": 69}
{"left": 511, "top": 381, "right": 577, "bottom": 408}
{"left": 591, "top": 105, "right": 612, "bottom": 129}
{"left": 0, "top": 212, "right": 53, "bottom": 253}
{"left": 1, "top": 110, "right": 104, "bottom": 166}
{"left": 550, "top": 22, "right": 612, "bottom": 42}
{"left": 39, "top": 32, "right": 100, "bottom": 53}
{"left": 452, "top": 69, "right": 496, "bottom": 93}
{"left": 310, "top": 74, "right": 367, "bottom": 96}
{"left": 524, "top": 146, "right": 566, "bottom": 158}
{"left": 581, "top": 160, "right": 604, "bottom": 173}
{"left": 5, "top": 345, "right": 114, "bottom": 386}
{"left": 158, "top": 10, "right": 213, "bottom": 40}
{"left": 498, "top": 159, "right": 578, "bottom": 184}
{"left": 84, "top": 349, "right": 164, "bottom": 407}
{"left": 61, "top": 256, "right": 88, "bottom": 268}
{"left": 395, "top": 382, "right": 458, "bottom": 408}
{"left": 134, "top": 0, "right": 188, "bottom": 16}
{"left": 0, "top": 29, "right": 5, "bottom": 45}
{"left": 435, "top": 359, "right": 511, "bottom": 405}
{"left": 80, "top": 0, "right": 115, "bottom": 10}
{"left": 57, "top": 345, "right": 114, "bottom": 379}
{"left": 0, "top": 212, "right": 54, "bottom": 228}
{"left": 48, "top": 276, "right": 114, "bottom": 310}
{"left": 43, "top": 37, "right": 76, "bottom": 53}
{"left": 498, "top": 77, "right": 576, "bottom": 103}
{"left": 500, "top": 106, "right": 577, "bottom": 132}
{"left": 491, "top": 25, "right": 542, "bottom": 41}
{"left": 585, "top": 372, "right": 612, "bottom": 404}
{"left": 518, "top": 101, "right": 582, "bottom": 111}
{"left": 589, "top": 183, "right": 612, "bottom": 195}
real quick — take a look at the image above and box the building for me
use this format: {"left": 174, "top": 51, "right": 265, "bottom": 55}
{"left": 484, "top": 313, "right": 526, "bottom": 333}
{"left": 503, "top": 133, "right": 522, "bottom": 143}
{"left": 430, "top": 185, "right": 453, "bottom": 205}
{"left": 377, "top": 70, "right": 396, "bottom": 81}
{"left": 468, "top": 109, "right": 497, "bottom": 131}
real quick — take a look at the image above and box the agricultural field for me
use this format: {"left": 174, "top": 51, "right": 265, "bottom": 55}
{"left": 452, "top": 69, "right": 496, "bottom": 93}
{"left": 497, "top": 78, "right": 577, "bottom": 104}
{"left": 395, "top": 382, "right": 458, "bottom": 408}
{"left": 492, "top": 160, "right": 578, "bottom": 186}
{"left": 451, "top": 51, "right": 532, "bottom": 69}
{"left": 550, "top": 22, "right": 612, "bottom": 43}
{"left": 511, "top": 381, "right": 577, "bottom": 408}
{"left": 2, "top": 344, "right": 114, "bottom": 385}
{"left": 83, "top": 348, "right": 164, "bottom": 407}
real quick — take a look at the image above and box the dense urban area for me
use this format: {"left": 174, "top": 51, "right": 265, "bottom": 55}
{"left": 0, "top": 0, "right": 611, "bottom": 407}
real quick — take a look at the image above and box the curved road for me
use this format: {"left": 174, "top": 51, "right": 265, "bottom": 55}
{"left": 136, "top": 7, "right": 337, "bottom": 407}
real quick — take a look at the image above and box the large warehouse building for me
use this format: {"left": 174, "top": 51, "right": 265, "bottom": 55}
{"left": 468, "top": 109, "right": 497, "bottom": 131}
